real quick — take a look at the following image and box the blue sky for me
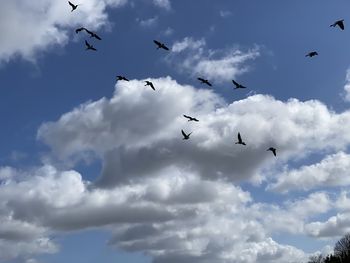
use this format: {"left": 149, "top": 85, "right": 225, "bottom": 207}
{"left": 2, "top": 1, "right": 350, "bottom": 262}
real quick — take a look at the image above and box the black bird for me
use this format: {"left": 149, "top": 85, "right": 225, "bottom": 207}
{"left": 235, "top": 132, "right": 246, "bottom": 145}
{"left": 85, "top": 29, "right": 102, "bottom": 40}
{"left": 85, "top": 40, "right": 97, "bottom": 51}
{"left": 305, "top": 51, "right": 318, "bottom": 57}
{"left": 330, "top": 19, "right": 345, "bottom": 30}
{"left": 181, "top": 129, "right": 192, "bottom": 140}
{"left": 232, "top": 80, "right": 247, "bottom": 89}
{"left": 183, "top": 115, "right": 199, "bottom": 122}
{"left": 75, "top": 27, "right": 86, "bottom": 34}
{"left": 267, "top": 147, "right": 277, "bottom": 157}
{"left": 68, "top": 1, "right": 79, "bottom": 12}
{"left": 153, "top": 40, "right": 169, "bottom": 51}
{"left": 116, "top": 75, "right": 129, "bottom": 81}
{"left": 145, "top": 81, "right": 155, "bottom": 90}
{"left": 197, "top": 78, "right": 212, "bottom": 87}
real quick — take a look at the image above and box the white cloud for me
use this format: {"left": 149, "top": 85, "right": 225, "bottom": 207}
{"left": 268, "top": 152, "right": 350, "bottom": 193}
{"left": 219, "top": 10, "right": 232, "bottom": 18}
{"left": 137, "top": 16, "right": 159, "bottom": 28}
{"left": 167, "top": 37, "right": 260, "bottom": 83}
{"left": 161, "top": 27, "right": 174, "bottom": 36}
{"left": 153, "top": 0, "right": 171, "bottom": 10}
{"left": 0, "top": 163, "right": 310, "bottom": 263}
{"left": 0, "top": 0, "right": 127, "bottom": 63}
{"left": 343, "top": 68, "right": 350, "bottom": 102}
{"left": 304, "top": 191, "right": 350, "bottom": 238}
{"left": 305, "top": 213, "right": 350, "bottom": 238}
{"left": 38, "top": 77, "right": 350, "bottom": 187}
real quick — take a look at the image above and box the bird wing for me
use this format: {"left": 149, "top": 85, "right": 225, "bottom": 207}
{"left": 207, "top": 81, "right": 212, "bottom": 86}
{"left": 232, "top": 80, "right": 239, "bottom": 86}
{"left": 163, "top": 45, "right": 170, "bottom": 50}
{"left": 85, "top": 28, "right": 93, "bottom": 35}
{"left": 91, "top": 47, "right": 97, "bottom": 51}
{"left": 68, "top": 1, "right": 74, "bottom": 8}
{"left": 150, "top": 83, "right": 155, "bottom": 90}
{"left": 198, "top": 77, "right": 204, "bottom": 82}
{"left": 154, "top": 40, "right": 161, "bottom": 46}
{"left": 237, "top": 132, "right": 242, "bottom": 142}
{"left": 339, "top": 21, "right": 345, "bottom": 30}
{"left": 181, "top": 130, "right": 187, "bottom": 137}
{"left": 273, "top": 149, "right": 276, "bottom": 156}
{"left": 75, "top": 27, "right": 84, "bottom": 33}
{"left": 183, "top": 115, "right": 191, "bottom": 119}
{"left": 85, "top": 40, "right": 89, "bottom": 46}
{"left": 94, "top": 34, "right": 102, "bottom": 40}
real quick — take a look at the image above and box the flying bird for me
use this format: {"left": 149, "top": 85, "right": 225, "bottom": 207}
{"left": 75, "top": 27, "right": 86, "bottom": 34}
{"left": 197, "top": 78, "right": 212, "bottom": 87}
{"left": 116, "top": 75, "right": 129, "bottom": 81}
{"left": 235, "top": 132, "right": 246, "bottom": 145}
{"left": 145, "top": 81, "right": 155, "bottom": 90}
{"left": 183, "top": 115, "right": 199, "bottom": 122}
{"left": 181, "top": 129, "right": 192, "bottom": 140}
{"left": 232, "top": 80, "right": 247, "bottom": 89}
{"left": 85, "top": 29, "right": 102, "bottom": 40}
{"left": 153, "top": 40, "right": 169, "bottom": 51}
{"left": 68, "top": 1, "right": 79, "bottom": 12}
{"left": 267, "top": 147, "right": 277, "bottom": 157}
{"left": 305, "top": 51, "right": 318, "bottom": 57}
{"left": 330, "top": 19, "right": 345, "bottom": 30}
{"left": 85, "top": 40, "right": 97, "bottom": 51}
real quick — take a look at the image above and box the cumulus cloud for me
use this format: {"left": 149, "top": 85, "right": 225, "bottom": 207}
{"left": 167, "top": 37, "right": 260, "bottom": 83}
{"left": 0, "top": 0, "right": 127, "bottom": 63}
{"left": 38, "top": 77, "right": 350, "bottom": 187}
{"left": 268, "top": 152, "right": 350, "bottom": 193}
{"left": 0, "top": 163, "right": 311, "bottom": 263}
{"left": 305, "top": 213, "right": 350, "bottom": 238}
{"left": 5, "top": 73, "right": 350, "bottom": 261}
{"left": 304, "top": 191, "right": 350, "bottom": 238}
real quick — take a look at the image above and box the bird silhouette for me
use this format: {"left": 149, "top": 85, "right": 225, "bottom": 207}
{"left": 267, "top": 147, "right": 277, "bottom": 156}
{"left": 116, "top": 75, "right": 129, "bottom": 81}
{"left": 181, "top": 129, "right": 192, "bottom": 140}
{"left": 183, "top": 115, "right": 199, "bottom": 122}
{"left": 330, "top": 19, "right": 345, "bottom": 30}
{"left": 85, "top": 40, "right": 97, "bottom": 51}
{"left": 232, "top": 80, "right": 247, "bottom": 89}
{"left": 235, "top": 132, "right": 246, "bottom": 145}
{"left": 305, "top": 51, "right": 318, "bottom": 57}
{"left": 153, "top": 40, "right": 169, "bottom": 51}
{"left": 197, "top": 78, "right": 212, "bottom": 86}
{"left": 68, "top": 1, "right": 79, "bottom": 12}
{"left": 75, "top": 27, "right": 86, "bottom": 34}
{"left": 85, "top": 29, "right": 102, "bottom": 40}
{"left": 145, "top": 81, "right": 155, "bottom": 90}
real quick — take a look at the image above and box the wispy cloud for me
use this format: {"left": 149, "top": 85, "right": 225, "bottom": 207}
{"left": 167, "top": 37, "right": 260, "bottom": 83}
{"left": 137, "top": 16, "right": 159, "bottom": 28}
{"left": 343, "top": 68, "right": 350, "bottom": 102}
{"left": 153, "top": 0, "right": 171, "bottom": 10}
{"left": 219, "top": 10, "right": 232, "bottom": 18}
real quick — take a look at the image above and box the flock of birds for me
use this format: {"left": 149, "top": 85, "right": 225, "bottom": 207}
{"left": 68, "top": 1, "right": 347, "bottom": 158}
